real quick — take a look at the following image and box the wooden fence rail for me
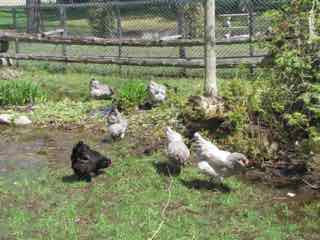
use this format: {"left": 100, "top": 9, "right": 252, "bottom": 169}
{"left": 0, "top": 53, "right": 266, "bottom": 68}
{"left": 0, "top": 32, "right": 261, "bottom": 47}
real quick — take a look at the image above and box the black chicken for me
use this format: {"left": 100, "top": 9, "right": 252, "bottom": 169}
{"left": 71, "top": 141, "right": 112, "bottom": 182}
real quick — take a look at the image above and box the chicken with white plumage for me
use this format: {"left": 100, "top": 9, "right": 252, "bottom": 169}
{"left": 106, "top": 106, "right": 128, "bottom": 140}
{"left": 166, "top": 127, "right": 190, "bottom": 169}
{"left": 148, "top": 81, "right": 167, "bottom": 104}
{"left": 90, "top": 79, "right": 114, "bottom": 99}
{"left": 193, "top": 132, "right": 249, "bottom": 183}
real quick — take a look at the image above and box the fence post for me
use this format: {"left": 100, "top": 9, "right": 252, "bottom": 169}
{"left": 177, "top": 5, "right": 186, "bottom": 76}
{"left": 204, "top": 0, "right": 217, "bottom": 97}
{"left": 12, "top": 8, "right": 17, "bottom": 30}
{"left": 248, "top": 1, "right": 254, "bottom": 73}
{"left": 116, "top": 3, "right": 122, "bottom": 74}
{"left": 59, "top": 6, "right": 67, "bottom": 57}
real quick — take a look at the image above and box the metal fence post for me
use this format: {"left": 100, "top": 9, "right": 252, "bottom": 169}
{"left": 59, "top": 6, "right": 67, "bottom": 57}
{"left": 12, "top": 8, "right": 17, "bottom": 30}
{"left": 177, "top": 5, "right": 187, "bottom": 76}
{"left": 116, "top": 3, "right": 122, "bottom": 74}
{"left": 248, "top": 1, "right": 254, "bottom": 73}
{"left": 204, "top": 0, "right": 217, "bottom": 97}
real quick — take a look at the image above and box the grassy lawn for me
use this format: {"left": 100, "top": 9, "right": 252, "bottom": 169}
{"left": 0, "top": 66, "right": 319, "bottom": 239}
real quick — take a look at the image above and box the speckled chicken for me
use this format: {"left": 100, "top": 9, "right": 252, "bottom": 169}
{"left": 71, "top": 141, "right": 112, "bottom": 182}
{"left": 90, "top": 79, "right": 113, "bottom": 99}
{"left": 193, "top": 132, "right": 249, "bottom": 183}
{"left": 166, "top": 127, "right": 190, "bottom": 167}
{"left": 148, "top": 81, "right": 167, "bottom": 104}
{"left": 106, "top": 107, "right": 128, "bottom": 139}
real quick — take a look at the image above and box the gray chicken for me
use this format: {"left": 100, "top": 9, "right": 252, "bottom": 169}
{"left": 106, "top": 107, "right": 128, "bottom": 139}
{"left": 90, "top": 79, "right": 114, "bottom": 99}
{"left": 166, "top": 127, "right": 190, "bottom": 167}
{"left": 148, "top": 81, "right": 167, "bottom": 104}
{"left": 194, "top": 132, "right": 249, "bottom": 183}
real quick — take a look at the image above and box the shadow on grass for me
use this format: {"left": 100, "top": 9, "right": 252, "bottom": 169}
{"left": 180, "top": 179, "right": 231, "bottom": 193}
{"left": 62, "top": 170, "right": 105, "bottom": 183}
{"left": 101, "top": 136, "right": 114, "bottom": 144}
{"left": 152, "top": 161, "right": 181, "bottom": 177}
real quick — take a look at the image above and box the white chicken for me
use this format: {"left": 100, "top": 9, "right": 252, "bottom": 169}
{"left": 194, "top": 132, "right": 249, "bottom": 183}
{"left": 148, "top": 81, "right": 167, "bottom": 104}
{"left": 106, "top": 107, "right": 128, "bottom": 139}
{"left": 166, "top": 127, "right": 190, "bottom": 167}
{"left": 90, "top": 79, "right": 113, "bottom": 99}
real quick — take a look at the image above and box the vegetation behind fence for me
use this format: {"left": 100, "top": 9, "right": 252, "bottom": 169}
{"left": 0, "top": 0, "right": 287, "bottom": 76}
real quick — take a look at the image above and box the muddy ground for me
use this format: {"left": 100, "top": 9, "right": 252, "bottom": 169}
{"left": 1, "top": 125, "right": 319, "bottom": 200}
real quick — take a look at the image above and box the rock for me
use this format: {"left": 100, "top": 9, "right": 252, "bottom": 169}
{"left": 90, "top": 79, "right": 113, "bottom": 99}
{"left": 14, "top": 116, "right": 32, "bottom": 125}
{"left": 0, "top": 114, "right": 13, "bottom": 124}
{"left": 183, "top": 95, "right": 226, "bottom": 134}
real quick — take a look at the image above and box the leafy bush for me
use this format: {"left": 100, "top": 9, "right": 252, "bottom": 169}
{"left": 116, "top": 81, "right": 148, "bottom": 111}
{"left": 183, "top": 2, "right": 205, "bottom": 38}
{"left": 0, "top": 80, "right": 47, "bottom": 106}
{"left": 258, "top": 0, "right": 320, "bottom": 154}
{"left": 88, "top": 4, "right": 117, "bottom": 38}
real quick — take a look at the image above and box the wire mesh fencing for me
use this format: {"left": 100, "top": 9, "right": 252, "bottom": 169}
{"left": 0, "top": 0, "right": 289, "bottom": 77}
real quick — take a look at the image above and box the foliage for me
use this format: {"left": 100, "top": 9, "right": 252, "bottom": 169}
{"left": 30, "top": 99, "right": 107, "bottom": 126}
{"left": 183, "top": 2, "right": 205, "bottom": 38}
{"left": 259, "top": 0, "right": 320, "bottom": 154}
{"left": 0, "top": 80, "right": 46, "bottom": 106}
{"left": 87, "top": 3, "right": 117, "bottom": 38}
{"left": 116, "top": 81, "right": 148, "bottom": 111}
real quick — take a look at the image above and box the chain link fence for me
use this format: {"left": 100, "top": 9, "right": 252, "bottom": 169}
{"left": 0, "top": 0, "right": 289, "bottom": 77}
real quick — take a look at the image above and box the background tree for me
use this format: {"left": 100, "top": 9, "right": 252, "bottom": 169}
{"left": 26, "top": 0, "right": 41, "bottom": 33}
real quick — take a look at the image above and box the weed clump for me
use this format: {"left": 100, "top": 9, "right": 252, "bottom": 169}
{"left": 0, "top": 80, "right": 47, "bottom": 106}
{"left": 116, "top": 81, "right": 148, "bottom": 111}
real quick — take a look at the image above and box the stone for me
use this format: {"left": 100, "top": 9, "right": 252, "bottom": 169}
{"left": 0, "top": 114, "right": 13, "bottom": 124}
{"left": 14, "top": 116, "right": 32, "bottom": 125}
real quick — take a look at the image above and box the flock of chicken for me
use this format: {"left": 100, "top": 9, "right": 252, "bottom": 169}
{"left": 71, "top": 80, "right": 250, "bottom": 184}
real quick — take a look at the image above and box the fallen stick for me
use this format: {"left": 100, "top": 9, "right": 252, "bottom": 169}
{"left": 148, "top": 171, "right": 173, "bottom": 240}
{"left": 302, "top": 178, "right": 320, "bottom": 190}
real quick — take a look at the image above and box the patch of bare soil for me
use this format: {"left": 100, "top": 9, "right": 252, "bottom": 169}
{"left": 0, "top": 67, "right": 21, "bottom": 81}
{"left": 244, "top": 160, "right": 320, "bottom": 196}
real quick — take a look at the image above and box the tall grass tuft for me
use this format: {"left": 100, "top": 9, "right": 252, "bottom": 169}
{"left": 0, "top": 80, "right": 47, "bottom": 106}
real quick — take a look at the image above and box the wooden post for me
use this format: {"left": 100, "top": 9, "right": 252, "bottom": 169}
{"left": 204, "top": 0, "right": 217, "bottom": 97}
{"left": 248, "top": 1, "right": 254, "bottom": 73}
{"left": 59, "top": 6, "right": 67, "bottom": 56}
{"left": 116, "top": 3, "right": 122, "bottom": 74}
{"left": 177, "top": 5, "right": 187, "bottom": 76}
{"left": 12, "top": 8, "right": 17, "bottom": 30}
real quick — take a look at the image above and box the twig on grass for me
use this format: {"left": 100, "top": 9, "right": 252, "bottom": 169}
{"left": 148, "top": 168, "right": 173, "bottom": 240}
{"left": 302, "top": 178, "right": 320, "bottom": 190}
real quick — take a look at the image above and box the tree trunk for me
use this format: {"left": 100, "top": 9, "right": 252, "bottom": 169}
{"left": 26, "top": 0, "right": 40, "bottom": 33}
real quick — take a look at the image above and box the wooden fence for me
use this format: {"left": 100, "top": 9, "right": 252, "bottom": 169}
{"left": 0, "top": 31, "right": 267, "bottom": 69}
{"left": 0, "top": 0, "right": 271, "bottom": 96}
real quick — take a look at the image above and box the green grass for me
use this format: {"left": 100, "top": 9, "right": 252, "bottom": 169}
{"left": 0, "top": 149, "right": 316, "bottom": 240}
{"left": 0, "top": 79, "right": 46, "bottom": 106}
{"left": 0, "top": 63, "right": 319, "bottom": 240}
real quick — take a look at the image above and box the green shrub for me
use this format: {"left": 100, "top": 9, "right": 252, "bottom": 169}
{"left": 259, "top": 0, "right": 320, "bottom": 154}
{"left": 87, "top": 3, "right": 117, "bottom": 38}
{"left": 183, "top": 2, "right": 205, "bottom": 38}
{"left": 116, "top": 81, "right": 148, "bottom": 111}
{"left": 0, "top": 80, "right": 47, "bottom": 106}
